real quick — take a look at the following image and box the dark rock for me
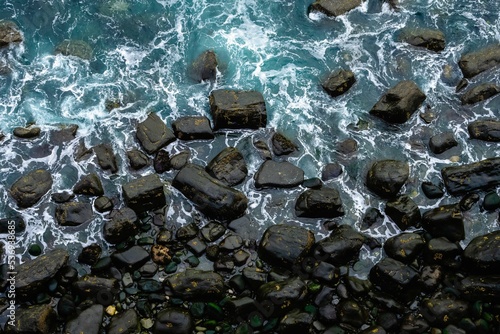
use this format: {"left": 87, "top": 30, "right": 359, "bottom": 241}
{"left": 49, "top": 124, "right": 78, "bottom": 145}
{"left": 201, "top": 221, "right": 226, "bottom": 242}
{"left": 55, "top": 201, "right": 93, "bottom": 226}
{"left": 370, "top": 257, "right": 419, "bottom": 300}
{"left": 337, "top": 300, "right": 368, "bottom": 328}
{"left": 459, "top": 193, "right": 480, "bottom": 211}
{"left": 172, "top": 116, "right": 214, "bottom": 140}
{"left": 259, "top": 224, "right": 315, "bottom": 267}
{"left": 399, "top": 314, "right": 430, "bottom": 334}
{"left": 151, "top": 244, "right": 172, "bottom": 264}
{"left": 170, "top": 151, "right": 190, "bottom": 170}
{"left": 257, "top": 277, "right": 307, "bottom": 316}
{"left": 385, "top": 195, "right": 421, "bottom": 231}
{"left": 72, "top": 275, "right": 118, "bottom": 305}
{"left": 441, "top": 157, "right": 500, "bottom": 196}
{"left": 360, "top": 327, "right": 387, "bottom": 334}
{"left": 226, "top": 296, "right": 258, "bottom": 316}
{"left": 456, "top": 78, "right": 468, "bottom": 92}
{"left": 190, "top": 50, "right": 217, "bottom": 82}
{"left": 366, "top": 160, "right": 409, "bottom": 198}
{"left": 205, "top": 245, "right": 220, "bottom": 261}
{"left": 459, "top": 275, "right": 500, "bottom": 302}
{"left": 10, "top": 169, "right": 53, "bottom": 208}
{"left": 421, "top": 182, "right": 444, "bottom": 199}
{"left": 295, "top": 187, "right": 344, "bottom": 218}
{"left": 233, "top": 249, "right": 250, "bottom": 265}
{"left": 176, "top": 222, "right": 199, "bottom": 241}
{"left": 138, "top": 279, "right": 163, "bottom": 293}
{"left": 4, "top": 304, "right": 56, "bottom": 334}
{"left": 309, "top": 0, "right": 362, "bottom": 17}
{"left": 74, "top": 139, "right": 92, "bottom": 161}
{"left": 361, "top": 207, "right": 384, "bottom": 229}
{"left": 55, "top": 39, "right": 92, "bottom": 60}
{"left": 461, "top": 83, "right": 500, "bottom": 105}
{"left": 112, "top": 245, "right": 150, "bottom": 271}
{"left": 254, "top": 139, "right": 272, "bottom": 160}
{"left": 173, "top": 164, "right": 248, "bottom": 220}
{"left": 314, "top": 225, "right": 365, "bottom": 266}
{"left": 220, "top": 234, "right": 243, "bottom": 252}
{"left": 103, "top": 207, "right": 138, "bottom": 244}
{"left": 420, "top": 265, "right": 443, "bottom": 292}
{"left": 108, "top": 309, "right": 138, "bottom": 334}
{"left": 303, "top": 177, "right": 323, "bottom": 189}
{"left": 153, "top": 149, "right": 171, "bottom": 173}
{"left": 154, "top": 308, "right": 193, "bottom": 334}
{"left": 420, "top": 298, "right": 468, "bottom": 327}
{"left": 136, "top": 113, "right": 176, "bottom": 154}
{"left": 377, "top": 312, "right": 400, "bottom": 332}
{"left": 254, "top": 160, "right": 304, "bottom": 188}
{"left": 468, "top": 120, "right": 500, "bottom": 142}
{"left": 271, "top": 132, "right": 298, "bottom": 156}
{"left": 65, "top": 304, "right": 104, "bottom": 334}
{"left": 422, "top": 204, "right": 465, "bottom": 241}
{"left": 483, "top": 191, "right": 500, "bottom": 210}
{"left": 0, "top": 216, "right": 25, "bottom": 233}
{"left": 321, "top": 69, "right": 356, "bottom": 97}
{"left": 337, "top": 138, "right": 358, "bottom": 155}
{"left": 214, "top": 255, "right": 234, "bottom": 272}
{"left": 122, "top": 174, "right": 166, "bottom": 213}
{"left": 51, "top": 191, "right": 74, "bottom": 203}
{"left": 463, "top": 230, "right": 500, "bottom": 274}
{"left": 78, "top": 243, "right": 102, "bottom": 265}
{"left": 424, "top": 237, "right": 462, "bottom": 268}
{"left": 94, "top": 196, "right": 113, "bottom": 213}
{"left": 73, "top": 173, "right": 104, "bottom": 196}
{"left": 165, "top": 269, "right": 225, "bottom": 300}
{"left": 242, "top": 267, "right": 267, "bottom": 289}
{"left": 384, "top": 232, "right": 425, "bottom": 263}
{"left": 443, "top": 325, "right": 466, "bottom": 334}
{"left": 278, "top": 309, "right": 315, "bottom": 332}
{"left": 206, "top": 147, "right": 247, "bottom": 186}
{"left": 321, "top": 163, "right": 343, "bottom": 180}
{"left": 13, "top": 125, "right": 41, "bottom": 138}
{"left": 429, "top": 132, "right": 458, "bottom": 154}
{"left": 458, "top": 44, "right": 500, "bottom": 78}
{"left": 399, "top": 28, "right": 446, "bottom": 52}
{"left": 228, "top": 215, "right": 260, "bottom": 242}
{"left": 209, "top": 89, "right": 267, "bottom": 130}
{"left": 312, "top": 261, "right": 340, "bottom": 283}
{"left": 0, "top": 20, "right": 23, "bottom": 47}
{"left": 186, "top": 237, "right": 207, "bottom": 256}
{"left": 93, "top": 143, "right": 118, "bottom": 173}
{"left": 127, "top": 149, "right": 149, "bottom": 170}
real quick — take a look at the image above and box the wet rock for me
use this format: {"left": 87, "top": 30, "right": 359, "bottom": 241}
{"left": 153, "top": 149, "right": 171, "bottom": 173}
{"left": 483, "top": 191, "right": 500, "bottom": 210}
{"left": 459, "top": 275, "right": 500, "bottom": 302}
{"left": 370, "top": 81, "right": 426, "bottom": 124}
{"left": 173, "top": 164, "right": 247, "bottom": 220}
{"left": 127, "top": 149, "right": 149, "bottom": 170}
{"left": 254, "top": 160, "right": 304, "bottom": 188}
{"left": 0, "top": 20, "right": 22, "bottom": 47}
{"left": 271, "top": 132, "right": 298, "bottom": 156}
{"left": 420, "top": 298, "right": 468, "bottom": 327}
{"left": 74, "top": 139, "right": 92, "bottom": 161}
{"left": 78, "top": 243, "right": 102, "bottom": 266}
{"left": 259, "top": 224, "right": 315, "bottom": 267}
{"left": 441, "top": 157, "right": 500, "bottom": 196}
{"left": 384, "top": 232, "right": 425, "bottom": 263}
{"left": 458, "top": 44, "right": 500, "bottom": 78}
{"left": 399, "top": 314, "right": 429, "bottom": 334}
{"left": 312, "top": 261, "right": 340, "bottom": 283}
{"left": 424, "top": 237, "right": 462, "bottom": 268}
{"left": 468, "top": 120, "right": 500, "bottom": 142}
{"left": 220, "top": 234, "right": 243, "bottom": 252}
{"left": 94, "top": 196, "right": 113, "bottom": 213}
{"left": 190, "top": 50, "right": 217, "bottom": 82}
{"left": 421, "top": 182, "right": 444, "bottom": 199}
{"left": 257, "top": 277, "right": 307, "bottom": 316}
{"left": 51, "top": 191, "right": 74, "bottom": 203}
{"left": 15, "top": 248, "right": 69, "bottom": 297}
{"left": 72, "top": 275, "right": 118, "bottom": 305}
{"left": 65, "top": 304, "right": 104, "bottom": 334}
{"left": 176, "top": 222, "right": 199, "bottom": 241}
{"left": 209, "top": 89, "right": 267, "bottom": 130}
{"left": 337, "top": 138, "right": 358, "bottom": 155}
{"left": 303, "top": 177, "right": 323, "bottom": 189}
{"left": 4, "top": 304, "right": 56, "bottom": 334}
{"left": 103, "top": 207, "right": 138, "bottom": 244}
{"left": 136, "top": 113, "right": 176, "bottom": 154}
{"left": 463, "top": 230, "right": 500, "bottom": 274}
{"left": 108, "top": 309, "right": 138, "bottom": 334}
{"left": 165, "top": 269, "right": 225, "bottom": 300}
{"left": 314, "top": 225, "right": 365, "bottom": 266}
{"left": 360, "top": 326, "right": 387, "bottom": 334}
{"left": 186, "top": 237, "right": 207, "bottom": 256}
{"left": 370, "top": 257, "right": 419, "bottom": 301}
{"left": 459, "top": 193, "right": 480, "bottom": 211}
{"left": 385, "top": 195, "right": 421, "bottom": 231}
{"left": 93, "top": 143, "right": 118, "bottom": 173}
{"left": 73, "top": 173, "right": 104, "bottom": 196}
{"left": 201, "top": 221, "right": 226, "bottom": 242}
{"left": 55, "top": 39, "right": 93, "bottom": 60}
{"left": 420, "top": 265, "right": 443, "bottom": 292}
{"left": 170, "top": 151, "right": 190, "bottom": 170}
{"left": 429, "top": 132, "right": 458, "bottom": 154}
{"left": 206, "top": 147, "right": 247, "bottom": 186}
{"left": 228, "top": 216, "right": 260, "bottom": 242}
{"left": 55, "top": 201, "right": 93, "bottom": 226}
{"left": 226, "top": 296, "right": 258, "bottom": 316}
{"left": 122, "top": 174, "right": 166, "bottom": 213}
{"left": 361, "top": 207, "right": 384, "bottom": 229}
{"left": 112, "top": 245, "right": 150, "bottom": 271}
{"left": 172, "top": 116, "right": 214, "bottom": 140}
{"left": 154, "top": 307, "right": 193, "bottom": 334}
{"left": 321, "top": 163, "right": 343, "bottom": 180}
{"left": 13, "top": 125, "right": 41, "bottom": 138}
{"left": 309, "top": 0, "right": 362, "bottom": 17}
{"left": 278, "top": 309, "right": 315, "bottom": 332}
{"left": 295, "top": 187, "right": 345, "bottom": 218}
{"left": 337, "top": 300, "right": 369, "bottom": 328}
{"left": 321, "top": 68, "right": 356, "bottom": 97}
{"left": 10, "top": 169, "right": 53, "bottom": 208}
{"left": 151, "top": 244, "right": 172, "bottom": 264}
{"left": 422, "top": 204, "right": 464, "bottom": 241}
{"left": 399, "top": 28, "right": 446, "bottom": 52}
{"left": 366, "top": 160, "right": 409, "bottom": 198}
{"left": 254, "top": 139, "right": 272, "bottom": 160}
{"left": 49, "top": 124, "right": 78, "bottom": 145}
{"left": 461, "top": 83, "right": 500, "bottom": 105}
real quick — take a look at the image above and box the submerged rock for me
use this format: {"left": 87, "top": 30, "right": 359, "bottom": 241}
{"left": 73, "top": 173, "right": 104, "bottom": 196}
{"left": 10, "top": 169, "right": 53, "bottom": 208}
{"left": 463, "top": 230, "right": 500, "bottom": 274}
{"left": 272, "top": 132, "right": 298, "bottom": 156}
{"left": 165, "top": 269, "right": 225, "bottom": 300}
{"left": 385, "top": 195, "right": 421, "bottom": 231}
{"left": 399, "top": 28, "right": 446, "bottom": 52}
{"left": 55, "top": 202, "right": 93, "bottom": 226}
{"left": 55, "top": 39, "right": 93, "bottom": 60}
{"left": 190, "top": 50, "right": 217, "bottom": 82}
{"left": 136, "top": 113, "right": 176, "bottom": 154}
{"left": 254, "top": 160, "right": 304, "bottom": 188}
{"left": 103, "top": 207, "right": 138, "bottom": 244}
{"left": 127, "top": 149, "right": 149, "bottom": 170}
{"left": 314, "top": 225, "right": 365, "bottom": 266}
{"left": 154, "top": 308, "right": 193, "bottom": 334}
{"left": 4, "top": 304, "right": 56, "bottom": 334}
{"left": 65, "top": 304, "right": 104, "bottom": 334}
{"left": 309, "top": 0, "right": 362, "bottom": 17}
{"left": 429, "top": 132, "right": 458, "bottom": 154}
{"left": 172, "top": 116, "right": 214, "bottom": 140}
{"left": 458, "top": 44, "right": 500, "bottom": 78}
{"left": 206, "top": 147, "right": 247, "bottom": 186}
{"left": 366, "top": 160, "right": 409, "bottom": 198}
{"left": 93, "top": 143, "right": 118, "bottom": 173}
{"left": 295, "top": 187, "right": 345, "bottom": 218}
{"left": 321, "top": 69, "right": 356, "bottom": 97}
{"left": 468, "top": 120, "right": 500, "bottom": 142}
{"left": 122, "top": 174, "right": 166, "bottom": 213}
{"left": 441, "top": 157, "right": 500, "bottom": 195}
{"left": 422, "top": 204, "right": 464, "bottom": 241}
{"left": 0, "top": 20, "right": 23, "bottom": 47}
{"left": 461, "top": 83, "right": 500, "bottom": 105}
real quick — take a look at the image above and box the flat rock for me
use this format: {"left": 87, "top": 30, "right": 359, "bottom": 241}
{"left": 73, "top": 173, "right": 104, "bottom": 196}
{"left": 309, "top": 0, "right": 362, "bottom": 17}
{"left": 108, "top": 309, "right": 138, "bottom": 334}
{"left": 385, "top": 195, "right": 421, "bottom": 231}
{"left": 72, "top": 275, "right": 119, "bottom": 304}
{"left": 370, "top": 257, "right": 419, "bottom": 301}
{"left": 422, "top": 204, "right": 464, "bottom": 241}
{"left": 399, "top": 28, "right": 445, "bottom": 52}
{"left": 321, "top": 69, "right": 356, "bottom": 97}
{"left": 384, "top": 232, "right": 425, "bottom": 263}
{"left": 4, "top": 304, "right": 56, "bottom": 334}
{"left": 0, "top": 20, "right": 23, "bottom": 47}
{"left": 103, "top": 207, "right": 138, "bottom": 244}
{"left": 170, "top": 151, "right": 190, "bottom": 170}
{"left": 136, "top": 113, "right": 175, "bottom": 154}
{"left": 55, "top": 201, "right": 93, "bottom": 226}
{"left": 112, "top": 245, "right": 150, "bottom": 271}
{"left": 10, "top": 169, "right": 53, "bottom": 208}
{"left": 165, "top": 269, "right": 225, "bottom": 300}
{"left": 55, "top": 39, "right": 92, "bottom": 60}
{"left": 441, "top": 157, "right": 500, "bottom": 196}
{"left": 314, "top": 225, "right": 365, "bottom": 266}
{"left": 206, "top": 147, "right": 247, "bottom": 186}
{"left": 190, "top": 50, "right": 217, "bottom": 82}
{"left": 122, "top": 174, "right": 166, "bottom": 213}
{"left": 461, "top": 83, "right": 500, "bottom": 105}
{"left": 172, "top": 116, "right": 214, "bottom": 140}
{"left": 366, "top": 160, "right": 409, "bottom": 198}
{"left": 127, "top": 149, "right": 149, "bottom": 170}
{"left": 468, "top": 120, "right": 500, "bottom": 142}
{"left": 93, "top": 143, "right": 118, "bottom": 173}
{"left": 458, "top": 44, "right": 500, "bottom": 78}
{"left": 271, "top": 132, "right": 298, "bottom": 156}
{"left": 295, "top": 187, "right": 345, "bottom": 218}
{"left": 254, "top": 160, "right": 304, "bottom": 188}
{"left": 49, "top": 124, "right": 78, "bottom": 145}
{"left": 65, "top": 304, "right": 104, "bottom": 334}
{"left": 463, "top": 230, "right": 500, "bottom": 274}
{"left": 154, "top": 308, "right": 193, "bottom": 334}
{"left": 429, "top": 132, "right": 458, "bottom": 154}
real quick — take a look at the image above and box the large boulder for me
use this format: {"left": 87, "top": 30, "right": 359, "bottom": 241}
{"left": 10, "top": 169, "right": 53, "bottom": 208}
{"left": 209, "top": 90, "right": 267, "bottom": 130}
{"left": 399, "top": 28, "right": 445, "bottom": 52}
{"left": 422, "top": 204, "right": 464, "bottom": 242}
{"left": 463, "top": 230, "right": 500, "bottom": 274}
{"left": 206, "top": 147, "right": 247, "bottom": 186}
{"left": 172, "top": 116, "right": 214, "bottom": 140}
{"left": 4, "top": 304, "right": 56, "bottom": 334}
{"left": 65, "top": 304, "right": 104, "bottom": 334}
{"left": 441, "top": 157, "right": 500, "bottom": 195}
{"left": 370, "top": 81, "right": 426, "bottom": 124}
{"left": 468, "top": 120, "right": 500, "bottom": 142}
{"left": 295, "top": 187, "right": 345, "bottom": 218}
{"left": 122, "top": 174, "right": 166, "bottom": 213}
{"left": 55, "top": 202, "right": 93, "bottom": 226}
{"left": 309, "top": 0, "right": 362, "bottom": 17}
{"left": 190, "top": 50, "right": 217, "bottom": 82}
{"left": 370, "top": 257, "right": 419, "bottom": 301}
{"left": 103, "top": 207, "right": 138, "bottom": 244}
{"left": 366, "top": 160, "right": 409, "bottom": 198}
{"left": 173, "top": 164, "right": 248, "bottom": 220}
{"left": 254, "top": 160, "right": 304, "bottom": 188}
{"left": 385, "top": 195, "right": 421, "bottom": 231}
{"left": 314, "top": 225, "right": 365, "bottom": 266}
{"left": 154, "top": 308, "right": 193, "bottom": 334}
{"left": 458, "top": 44, "right": 500, "bottom": 78}
{"left": 136, "top": 113, "right": 176, "bottom": 154}
{"left": 0, "top": 20, "right": 23, "bottom": 47}
{"left": 321, "top": 69, "right": 356, "bottom": 97}
{"left": 461, "top": 83, "right": 500, "bottom": 105}
{"left": 165, "top": 269, "right": 225, "bottom": 300}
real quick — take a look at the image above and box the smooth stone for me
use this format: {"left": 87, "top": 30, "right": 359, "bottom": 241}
{"left": 257, "top": 277, "right": 307, "bottom": 316}
{"left": 65, "top": 304, "right": 104, "bottom": 334}
{"left": 303, "top": 177, "right": 323, "bottom": 189}
{"left": 384, "top": 195, "right": 421, "bottom": 231}
{"left": 458, "top": 44, "right": 500, "bottom": 78}
{"left": 122, "top": 174, "right": 166, "bottom": 213}
{"left": 312, "top": 261, "right": 340, "bottom": 283}
{"left": 254, "top": 160, "right": 304, "bottom": 188}
{"left": 28, "top": 244, "right": 43, "bottom": 256}
{"left": 242, "top": 267, "right": 267, "bottom": 290}
{"left": 136, "top": 113, "right": 176, "bottom": 154}
{"left": 483, "top": 191, "right": 500, "bottom": 210}
{"left": 108, "top": 309, "right": 139, "bottom": 334}
{"left": 314, "top": 225, "right": 365, "bottom": 266}
{"left": 13, "top": 125, "right": 41, "bottom": 138}
{"left": 0, "top": 216, "right": 26, "bottom": 233}
{"left": 219, "top": 235, "right": 243, "bottom": 252}
{"left": 206, "top": 147, "right": 247, "bottom": 186}
{"left": 228, "top": 215, "right": 260, "bottom": 242}
{"left": 337, "top": 138, "right": 358, "bottom": 155}
{"left": 321, "top": 163, "right": 343, "bottom": 181}
{"left": 153, "top": 149, "right": 171, "bottom": 173}
{"left": 441, "top": 157, "right": 500, "bottom": 196}
{"left": 271, "top": 132, "right": 298, "bottom": 156}
{"left": 309, "top": 0, "right": 362, "bottom": 17}
{"left": 92, "top": 143, "right": 118, "bottom": 173}
{"left": 321, "top": 68, "right": 356, "bottom": 97}
{"left": 369, "top": 257, "right": 419, "bottom": 301}
{"left": 73, "top": 173, "right": 104, "bottom": 196}
{"left": 170, "top": 151, "right": 190, "bottom": 170}
{"left": 399, "top": 27, "right": 445, "bottom": 52}
{"left": 10, "top": 169, "right": 53, "bottom": 208}
{"left": 384, "top": 232, "right": 425, "bottom": 263}
{"left": 278, "top": 309, "right": 315, "bottom": 332}
{"left": 420, "top": 265, "right": 443, "bottom": 292}
{"left": 429, "top": 132, "right": 458, "bottom": 154}
{"left": 468, "top": 120, "right": 500, "bottom": 142}
{"left": 172, "top": 116, "right": 214, "bottom": 140}
{"left": 295, "top": 187, "right": 345, "bottom": 218}
{"left": 94, "top": 196, "right": 113, "bottom": 213}
{"left": 459, "top": 275, "right": 500, "bottom": 302}
{"left": 186, "top": 237, "right": 207, "bottom": 256}
{"left": 337, "top": 300, "right": 368, "bottom": 328}
{"left": 422, "top": 204, "right": 465, "bottom": 241}
{"left": 420, "top": 298, "right": 469, "bottom": 327}
{"left": 165, "top": 269, "right": 225, "bottom": 300}
{"left": 176, "top": 222, "right": 199, "bottom": 241}
{"left": 463, "top": 230, "right": 500, "bottom": 274}
{"left": 112, "top": 246, "right": 150, "bottom": 271}
{"left": 103, "top": 207, "right": 138, "bottom": 244}
{"left": 154, "top": 308, "right": 193, "bottom": 334}
{"left": 424, "top": 237, "right": 462, "bottom": 268}
{"left": 127, "top": 149, "right": 149, "bottom": 170}
{"left": 421, "top": 182, "right": 444, "bottom": 199}
{"left": 366, "top": 160, "right": 409, "bottom": 198}
{"left": 201, "top": 221, "right": 226, "bottom": 242}
{"left": 461, "top": 83, "right": 500, "bottom": 105}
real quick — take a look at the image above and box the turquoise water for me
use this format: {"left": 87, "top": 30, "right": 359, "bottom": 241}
{"left": 1, "top": 0, "right": 500, "bottom": 274}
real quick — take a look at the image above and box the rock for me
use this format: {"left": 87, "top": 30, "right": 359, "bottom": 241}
{"left": 93, "top": 143, "right": 118, "bottom": 173}
{"left": 228, "top": 215, "right": 261, "bottom": 242}
{"left": 303, "top": 177, "right": 323, "bottom": 188}
{"left": 424, "top": 237, "right": 462, "bottom": 268}
{"left": 468, "top": 120, "right": 500, "bottom": 142}
{"left": 15, "top": 248, "right": 69, "bottom": 297}
{"left": 399, "top": 28, "right": 446, "bottom": 52}
{"left": 309, "top": 0, "right": 362, "bottom": 17}
{"left": 103, "top": 207, "right": 138, "bottom": 244}
{"left": 74, "top": 139, "right": 92, "bottom": 161}
{"left": 483, "top": 191, "right": 500, "bottom": 210}
{"left": 108, "top": 309, "right": 139, "bottom": 334}
{"left": 441, "top": 157, "right": 500, "bottom": 196}
{"left": 176, "top": 222, "right": 199, "bottom": 241}
{"left": 272, "top": 132, "right": 298, "bottom": 156}
{"left": 209, "top": 89, "right": 267, "bottom": 130}
{"left": 127, "top": 149, "right": 149, "bottom": 170}
{"left": 459, "top": 275, "right": 500, "bottom": 302}
{"left": 65, "top": 304, "right": 104, "bottom": 334}
{"left": 384, "top": 233, "right": 425, "bottom": 263}
{"left": 422, "top": 204, "right": 464, "bottom": 241}
{"left": 337, "top": 300, "right": 368, "bottom": 328}
{"left": 257, "top": 277, "right": 307, "bottom": 316}
{"left": 4, "top": 304, "right": 56, "bottom": 334}
{"left": 385, "top": 195, "right": 421, "bottom": 231}
{"left": 370, "top": 257, "right": 419, "bottom": 300}
{"left": 55, "top": 201, "right": 93, "bottom": 226}
{"left": 170, "top": 151, "right": 190, "bottom": 170}
{"left": 51, "top": 191, "right": 74, "bottom": 203}
{"left": 172, "top": 116, "right": 214, "bottom": 140}
{"left": 78, "top": 243, "right": 102, "bottom": 265}
{"left": 206, "top": 147, "right": 247, "bottom": 186}
{"left": 94, "top": 196, "right": 113, "bottom": 213}
{"left": 259, "top": 224, "right": 315, "bottom": 267}
{"left": 278, "top": 309, "right": 315, "bottom": 332}
{"left": 136, "top": 113, "right": 176, "bottom": 154}
{"left": 420, "top": 265, "right": 443, "bottom": 292}
{"left": 314, "top": 225, "right": 365, "bottom": 266}
{"left": 55, "top": 39, "right": 92, "bottom": 60}
{"left": 153, "top": 149, "right": 171, "bottom": 173}
{"left": 72, "top": 275, "right": 118, "bottom": 305}
{"left": 0, "top": 20, "right": 22, "bottom": 47}
{"left": 151, "top": 244, "right": 172, "bottom": 264}
{"left": 154, "top": 308, "right": 193, "bottom": 334}
{"left": 458, "top": 44, "right": 500, "bottom": 78}
{"left": 337, "top": 138, "right": 358, "bottom": 155}
{"left": 361, "top": 207, "right": 384, "bottom": 230}
{"left": 420, "top": 298, "right": 468, "bottom": 327}
{"left": 200, "top": 221, "right": 225, "bottom": 242}
{"left": 48, "top": 124, "right": 78, "bottom": 145}
{"left": 219, "top": 234, "right": 243, "bottom": 252}
{"left": 321, "top": 69, "right": 356, "bottom": 97}
{"left": 429, "top": 132, "right": 458, "bottom": 154}
{"left": 186, "top": 237, "right": 207, "bottom": 256}
{"left": 421, "top": 182, "right": 444, "bottom": 199}
{"left": 312, "top": 261, "right": 340, "bottom": 283}
{"left": 173, "top": 164, "right": 247, "bottom": 220}
{"left": 254, "top": 139, "right": 272, "bottom": 160}
{"left": 461, "top": 83, "right": 500, "bottom": 105}
{"left": 122, "top": 174, "right": 166, "bottom": 213}
{"left": 321, "top": 163, "right": 343, "bottom": 180}
{"left": 165, "top": 269, "right": 225, "bottom": 300}
{"left": 463, "top": 230, "right": 500, "bottom": 274}
{"left": 73, "top": 173, "right": 104, "bottom": 196}
{"left": 295, "top": 187, "right": 345, "bottom": 218}
{"left": 10, "top": 169, "right": 53, "bottom": 208}
{"left": 112, "top": 245, "right": 150, "bottom": 271}
{"left": 254, "top": 160, "right": 304, "bottom": 188}
{"left": 370, "top": 81, "right": 426, "bottom": 124}
{"left": 242, "top": 267, "right": 267, "bottom": 289}
{"left": 366, "top": 160, "right": 409, "bottom": 198}
{"left": 459, "top": 193, "right": 480, "bottom": 211}
{"left": 13, "top": 125, "right": 41, "bottom": 138}
{"left": 190, "top": 50, "right": 217, "bottom": 82}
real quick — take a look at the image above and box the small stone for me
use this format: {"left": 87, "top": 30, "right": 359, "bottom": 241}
{"left": 94, "top": 196, "right": 114, "bottom": 213}
{"left": 321, "top": 163, "right": 343, "bottom": 181}
{"left": 73, "top": 173, "right": 104, "bottom": 196}
{"left": 105, "top": 305, "right": 116, "bottom": 316}
{"left": 170, "top": 151, "right": 190, "bottom": 170}
{"left": 361, "top": 207, "right": 383, "bottom": 229}
{"left": 79, "top": 243, "right": 102, "bottom": 266}
{"left": 176, "top": 222, "right": 199, "bottom": 241}
{"left": 303, "top": 178, "right": 323, "bottom": 189}
{"left": 186, "top": 237, "right": 207, "bottom": 256}
{"left": 253, "top": 139, "right": 272, "bottom": 160}
{"left": 233, "top": 250, "right": 250, "bottom": 265}
{"left": 51, "top": 192, "right": 74, "bottom": 203}
{"left": 13, "top": 125, "right": 41, "bottom": 138}
{"left": 422, "top": 182, "right": 444, "bottom": 199}
{"left": 127, "top": 149, "right": 149, "bottom": 170}
{"left": 271, "top": 132, "right": 298, "bottom": 156}
{"left": 337, "top": 138, "right": 358, "bottom": 155}
{"left": 151, "top": 244, "right": 171, "bottom": 265}
{"left": 321, "top": 69, "right": 356, "bottom": 97}
{"left": 93, "top": 143, "right": 118, "bottom": 173}
{"left": 483, "top": 191, "right": 500, "bottom": 211}
{"left": 154, "top": 149, "right": 171, "bottom": 173}
{"left": 201, "top": 222, "right": 226, "bottom": 242}
{"left": 219, "top": 235, "right": 243, "bottom": 252}
{"left": 28, "top": 244, "right": 43, "bottom": 256}
{"left": 429, "top": 132, "right": 458, "bottom": 154}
